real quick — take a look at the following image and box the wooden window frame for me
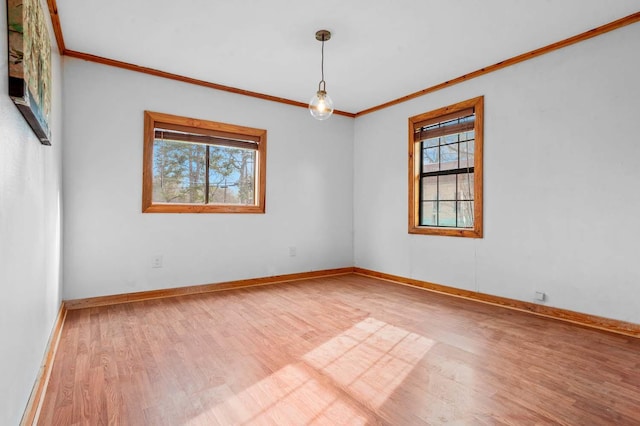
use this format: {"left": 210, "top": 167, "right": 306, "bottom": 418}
{"left": 143, "top": 111, "right": 267, "bottom": 213}
{"left": 408, "top": 96, "right": 483, "bottom": 237}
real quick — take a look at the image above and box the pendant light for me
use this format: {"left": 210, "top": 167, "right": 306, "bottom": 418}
{"left": 309, "top": 30, "right": 334, "bottom": 120}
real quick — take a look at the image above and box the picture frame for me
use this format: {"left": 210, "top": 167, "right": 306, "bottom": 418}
{"left": 7, "top": 0, "right": 52, "bottom": 145}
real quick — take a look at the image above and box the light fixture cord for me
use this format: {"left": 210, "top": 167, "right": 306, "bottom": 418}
{"left": 319, "top": 34, "right": 326, "bottom": 92}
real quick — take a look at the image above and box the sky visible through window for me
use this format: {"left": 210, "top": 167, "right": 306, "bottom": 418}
{"left": 420, "top": 125, "right": 475, "bottom": 228}
{"left": 152, "top": 138, "right": 256, "bottom": 205}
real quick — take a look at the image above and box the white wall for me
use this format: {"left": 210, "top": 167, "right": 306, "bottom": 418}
{"left": 354, "top": 23, "right": 640, "bottom": 323}
{"left": 62, "top": 59, "right": 354, "bottom": 299}
{"left": 0, "top": 0, "right": 63, "bottom": 423}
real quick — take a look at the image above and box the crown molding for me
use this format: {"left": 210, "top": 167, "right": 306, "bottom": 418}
{"left": 355, "top": 11, "right": 640, "bottom": 117}
{"left": 63, "top": 50, "right": 355, "bottom": 117}
{"left": 43, "top": 4, "right": 640, "bottom": 117}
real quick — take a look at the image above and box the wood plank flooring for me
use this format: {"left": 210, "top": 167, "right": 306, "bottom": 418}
{"left": 37, "top": 274, "right": 640, "bottom": 425}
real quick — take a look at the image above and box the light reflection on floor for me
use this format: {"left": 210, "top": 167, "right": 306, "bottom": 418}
{"left": 304, "top": 317, "right": 436, "bottom": 409}
{"left": 188, "top": 317, "right": 435, "bottom": 424}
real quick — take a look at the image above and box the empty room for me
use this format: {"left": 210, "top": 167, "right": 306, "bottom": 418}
{"left": 2, "top": 0, "right": 640, "bottom": 424}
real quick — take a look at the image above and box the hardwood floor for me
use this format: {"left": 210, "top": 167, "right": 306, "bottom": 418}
{"left": 37, "top": 274, "right": 640, "bottom": 425}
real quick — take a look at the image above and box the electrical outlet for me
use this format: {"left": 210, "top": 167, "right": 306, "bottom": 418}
{"left": 535, "top": 291, "right": 546, "bottom": 302}
{"left": 288, "top": 246, "right": 297, "bottom": 257}
{"left": 152, "top": 255, "right": 163, "bottom": 268}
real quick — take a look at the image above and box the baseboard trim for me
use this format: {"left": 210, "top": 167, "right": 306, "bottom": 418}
{"left": 64, "top": 267, "right": 356, "bottom": 310}
{"left": 354, "top": 267, "right": 640, "bottom": 338}
{"left": 19, "top": 266, "right": 639, "bottom": 426}
{"left": 57, "top": 265, "right": 640, "bottom": 333}
{"left": 20, "top": 302, "right": 68, "bottom": 426}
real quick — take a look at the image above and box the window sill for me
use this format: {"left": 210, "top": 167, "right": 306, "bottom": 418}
{"left": 142, "top": 203, "right": 265, "bottom": 214}
{"left": 408, "top": 225, "right": 482, "bottom": 238}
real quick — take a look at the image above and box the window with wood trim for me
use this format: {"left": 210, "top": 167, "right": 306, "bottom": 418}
{"left": 409, "top": 96, "right": 483, "bottom": 237}
{"left": 143, "top": 111, "right": 266, "bottom": 213}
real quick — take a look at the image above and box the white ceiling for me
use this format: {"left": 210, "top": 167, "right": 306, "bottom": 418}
{"left": 56, "top": 0, "right": 640, "bottom": 113}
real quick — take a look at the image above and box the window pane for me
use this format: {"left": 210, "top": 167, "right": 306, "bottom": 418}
{"left": 422, "top": 146, "right": 439, "bottom": 172}
{"left": 457, "top": 173, "right": 474, "bottom": 200}
{"left": 457, "top": 201, "right": 474, "bottom": 228}
{"left": 438, "top": 202, "right": 456, "bottom": 227}
{"left": 440, "top": 143, "right": 458, "bottom": 170}
{"left": 209, "top": 146, "right": 256, "bottom": 205}
{"left": 438, "top": 175, "right": 456, "bottom": 200}
{"left": 423, "top": 137, "right": 439, "bottom": 148}
{"left": 443, "top": 133, "right": 459, "bottom": 144}
{"left": 421, "top": 201, "right": 437, "bottom": 226}
{"left": 459, "top": 140, "right": 474, "bottom": 167}
{"left": 153, "top": 139, "right": 206, "bottom": 204}
{"left": 421, "top": 176, "right": 437, "bottom": 201}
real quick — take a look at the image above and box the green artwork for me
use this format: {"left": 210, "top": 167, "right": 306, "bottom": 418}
{"left": 7, "top": 0, "right": 52, "bottom": 145}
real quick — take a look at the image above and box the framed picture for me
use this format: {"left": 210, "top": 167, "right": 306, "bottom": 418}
{"left": 7, "top": 0, "right": 52, "bottom": 145}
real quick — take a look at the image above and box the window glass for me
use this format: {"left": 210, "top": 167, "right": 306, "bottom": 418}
{"left": 409, "top": 97, "right": 483, "bottom": 237}
{"left": 143, "top": 111, "right": 266, "bottom": 213}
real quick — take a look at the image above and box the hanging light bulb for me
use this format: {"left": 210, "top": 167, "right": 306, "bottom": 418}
{"left": 309, "top": 30, "right": 334, "bottom": 120}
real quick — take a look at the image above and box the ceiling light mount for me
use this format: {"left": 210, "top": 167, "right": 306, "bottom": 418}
{"left": 315, "top": 30, "right": 331, "bottom": 42}
{"left": 309, "top": 29, "right": 334, "bottom": 120}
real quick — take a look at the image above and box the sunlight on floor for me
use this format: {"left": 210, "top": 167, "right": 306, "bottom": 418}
{"left": 304, "top": 317, "right": 435, "bottom": 408}
{"left": 187, "top": 363, "right": 367, "bottom": 424}
{"left": 187, "top": 317, "right": 434, "bottom": 424}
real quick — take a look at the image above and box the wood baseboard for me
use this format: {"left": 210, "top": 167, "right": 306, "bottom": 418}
{"left": 20, "top": 266, "right": 639, "bottom": 425}
{"left": 64, "top": 267, "right": 356, "bottom": 310}
{"left": 354, "top": 267, "right": 640, "bottom": 338}
{"left": 64, "top": 266, "right": 639, "bottom": 337}
{"left": 20, "top": 303, "right": 68, "bottom": 426}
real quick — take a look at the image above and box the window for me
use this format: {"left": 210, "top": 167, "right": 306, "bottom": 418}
{"left": 408, "top": 96, "right": 483, "bottom": 237}
{"left": 143, "top": 111, "right": 266, "bottom": 213}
